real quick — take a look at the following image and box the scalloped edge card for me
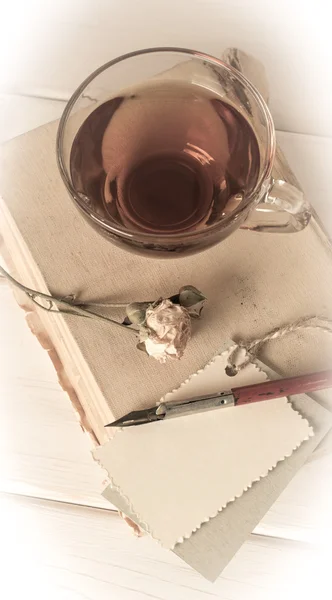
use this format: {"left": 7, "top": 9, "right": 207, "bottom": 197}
{"left": 94, "top": 347, "right": 313, "bottom": 549}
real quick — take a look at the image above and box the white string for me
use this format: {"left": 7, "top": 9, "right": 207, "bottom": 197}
{"left": 226, "top": 316, "right": 332, "bottom": 376}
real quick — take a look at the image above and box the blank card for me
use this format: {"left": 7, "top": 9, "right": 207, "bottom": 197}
{"left": 94, "top": 348, "right": 312, "bottom": 549}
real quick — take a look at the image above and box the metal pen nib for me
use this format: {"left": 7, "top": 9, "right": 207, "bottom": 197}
{"left": 105, "top": 406, "right": 166, "bottom": 427}
{"left": 105, "top": 392, "right": 234, "bottom": 428}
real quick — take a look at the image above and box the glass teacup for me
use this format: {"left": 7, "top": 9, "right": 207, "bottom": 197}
{"left": 57, "top": 48, "right": 310, "bottom": 257}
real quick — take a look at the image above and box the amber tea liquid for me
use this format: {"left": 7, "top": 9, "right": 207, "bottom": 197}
{"left": 70, "top": 81, "right": 260, "bottom": 235}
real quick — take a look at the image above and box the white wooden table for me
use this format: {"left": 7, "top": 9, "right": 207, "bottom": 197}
{"left": 1, "top": 2, "right": 331, "bottom": 598}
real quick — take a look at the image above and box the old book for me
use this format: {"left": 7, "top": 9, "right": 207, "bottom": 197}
{"left": 2, "top": 118, "right": 332, "bottom": 434}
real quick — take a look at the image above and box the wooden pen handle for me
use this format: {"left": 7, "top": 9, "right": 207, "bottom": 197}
{"left": 232, "top": 370, "right": 332, "bottom": 405}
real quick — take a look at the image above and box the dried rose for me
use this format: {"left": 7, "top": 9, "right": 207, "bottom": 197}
{"left": 143, "top": 299, "right": 191, "bottom": 363}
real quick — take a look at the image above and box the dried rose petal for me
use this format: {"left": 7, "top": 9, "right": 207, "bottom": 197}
{"left": 144, "top": 299, "right": 191, "bottom": 363}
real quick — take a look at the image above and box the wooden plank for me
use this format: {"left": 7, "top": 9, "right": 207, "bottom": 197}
{"left": 0, "top": 1, "right": 330, "bottom": 137}
{"left": 1, "top": 493, "right": 328, "bottom": 599}
{"left": 0, "top": 94, "right": 112, "bottom": 508}
{"left": 0, "top": 285, "right": 111, "bottom": 509}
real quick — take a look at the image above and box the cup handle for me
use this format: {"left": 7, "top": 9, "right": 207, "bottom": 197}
{"left": 240, "top": 179, "right": 311, "bottom": 233}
